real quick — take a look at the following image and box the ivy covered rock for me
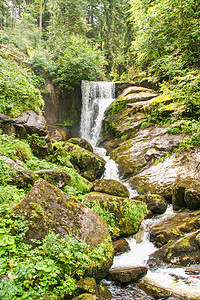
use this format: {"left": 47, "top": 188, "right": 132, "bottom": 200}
{"left": 92, "top": 179, "right": 130, "bottom": 198}
{"left": 83, "top": 192, "right": 147, "bottom": 238}
{"left": 53, "top": 142, "right": 105, "bottom": 181}
{"left": 13, "top": 179, "right": 113, "bottom": 252}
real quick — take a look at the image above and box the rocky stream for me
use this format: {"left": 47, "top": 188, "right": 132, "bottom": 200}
{"left": 80, "top": 81, "right": 200, "bottom": 299}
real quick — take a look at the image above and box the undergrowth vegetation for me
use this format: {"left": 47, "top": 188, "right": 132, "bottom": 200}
{"left": 0, "top": 54, "right": 44, "bottom": 117}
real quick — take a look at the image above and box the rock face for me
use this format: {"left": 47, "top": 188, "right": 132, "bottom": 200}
{"left": 92, "top": 179, "right": 130, "bottom": 198}
{"left": 53, "top": 142, "right": 105, "bottom": 181}
{"left": 101, "top": 85, "right": 200, "bottom": 206}
{"left": 108, "top": 266, "right": 148, "bottom": 283}
{"left": 83, "top": 192, "right": 146, "bottom": 238}
{"left": 42, "top": 79, "right": 82, "bottom": 137}
{"left": 0, "top": 110, "right": 51, "bottom": 157}
{"left": 13, "top": 179, "right": 112, "bottom": 250}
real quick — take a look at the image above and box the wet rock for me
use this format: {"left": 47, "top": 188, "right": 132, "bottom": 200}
{"left": 92, "top": 179, "right": 130, "bottom": 198}
{"left": 34, "top": 169, "right": 71, "bottom": 188}
{"left": 12, "top": 179, "right": 112, "bottom": 251}
{"left": 113, "top": 238, "right": 130, "bottom": 256}
{"left": 137, "top": 278, "right": 173, "bottom": 300}
{"left": 83, "top": 192, "right": 147, "bottom": 238}
{"left": 150, "top": 209, "right": 200, "bottom": 248}
{"left": 53, "top": 142, "right": 105, "bottom": 181}
{"left": 108, "top": 266, "right": 148, "bottom": 283}
{"left": 132, "top": 194, "right": 168, "bottom": 215}
{"left": 148, "top": 229, "right": 200, "bottom": 267}
{"left": 185, "top": 264, "right": 200, "bottom": 275}
{"left": 68, "top": 138, "right": 93, "bottom": 152}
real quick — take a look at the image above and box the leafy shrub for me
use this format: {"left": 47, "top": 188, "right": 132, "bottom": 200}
{"left": 0, "top": 55, "right": 44, "bottom": 117}
{"left": 50, "top": 35, "right": 105, "bottom": 89}
{"left": 0, "top": 134, "right": 32, "bottom": 162}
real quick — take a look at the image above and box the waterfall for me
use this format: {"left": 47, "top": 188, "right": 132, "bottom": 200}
{"left": 80, "top": 80, "right": 115, "bottom": 147}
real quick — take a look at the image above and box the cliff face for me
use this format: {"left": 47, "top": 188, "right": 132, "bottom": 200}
{"left": 41, "top": 78, "right": 82, "bottom": 137}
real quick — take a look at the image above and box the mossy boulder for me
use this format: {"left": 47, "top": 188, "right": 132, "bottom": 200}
{"left": 148, "top": 209, "right": 200, "bottom": 267}
{"left": 150, "top": 209, "right": 200, "bottom": 248}
{"left": 33, "top": 169, "right": 71, "bottom": 188}
{"left": 137, "top": 278, "right": 172, "bottom": 300}
{"left": 83, "top": 192, "right": 147, "bottom": 238}
{"left": 148, "top": 229, "right": 200, "bottom": 267}
{"left": 92, "top": 179, "right": 130, "bottom": 198}
{"left": 12, "top": 179, "right": 112, "bottom": 251}
{"left": 68, "top": 138, "right": 93, "bottom": 152}
{"left": 76, "top": 277, "right": 112, "bottom": 299}
{"left": 53, "top": 142, "right": 105, "bottom": 181}
{"left": 132, "top": 194, "right": 167, "bottom": 215}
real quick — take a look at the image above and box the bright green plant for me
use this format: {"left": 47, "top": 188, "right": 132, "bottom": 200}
{"left": 0, "top": 133, "right": 32, "bottom": 162}
{"left": 0, "top": 55, "right": 44, "bottom": 117}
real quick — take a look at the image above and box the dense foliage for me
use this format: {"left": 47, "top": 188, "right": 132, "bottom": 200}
{"left": 0, "top": 133, "right": 112, "bottom": 299}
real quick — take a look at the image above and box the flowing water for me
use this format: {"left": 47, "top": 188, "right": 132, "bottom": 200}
{"left": 80, "top": 81, "right": 200, "bottom": 300}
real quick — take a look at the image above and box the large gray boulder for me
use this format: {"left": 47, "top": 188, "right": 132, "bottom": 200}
{"left": 13, "top": 179, "right": 112, "bottom": 250}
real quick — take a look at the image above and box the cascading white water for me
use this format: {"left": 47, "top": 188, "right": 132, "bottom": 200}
{"left": 80, "top": 80, "right": 115, "bottom": 147}
{"left": 80, "top": 81, "right": 200, "bottom": 300}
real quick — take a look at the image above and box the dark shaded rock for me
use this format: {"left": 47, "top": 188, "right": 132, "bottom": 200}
{"left": 92, "top": 179, "right": 130, "bottom": 198}
{"left": 172, "top": 178, "right": 200, "bottom": 210}
{"left": 53, "top": 142, "right": 105, "bottom": 181}
{"left": 68, "top": 138, "right": 93, "bottom": 152}
{"left": 83, "top": 192, "right": 147, "bottom": 238}
{"left": 0, "top": 110, "right": 51, "bottom": 157}
{"left": 108, "top": 266, "right": 148, "bottom": 283}
{"left": 113, "top": 238, "right": 130, "bottom": 256}
{"left": 97, "top": 285, "right": 112, "bottom": 299}
{"left": 12, "top": 179, "right": 112, "bottom": 251}
{"left": 34, "top": 169, "right": 71, "bottom": 188}
{"left": 132, "top": 194, "right": 167, "bottom": 215}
